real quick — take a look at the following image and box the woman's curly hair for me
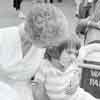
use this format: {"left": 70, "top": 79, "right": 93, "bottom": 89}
{"left": 24, "top": 3, "right": 69, "bottom": 47}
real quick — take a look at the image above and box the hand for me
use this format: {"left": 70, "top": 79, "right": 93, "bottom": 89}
{"left": 32, "top": 83, "right": 49, "bottom": 100}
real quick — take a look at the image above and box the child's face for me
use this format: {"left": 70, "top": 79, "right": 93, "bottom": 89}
{"left": 51, "top": 49, "right": 78, "bottom": 71}
{"left": 59, "top": 49, "right": 77, "bottom": 67}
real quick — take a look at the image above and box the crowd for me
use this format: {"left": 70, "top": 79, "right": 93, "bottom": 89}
{"left": 0, "top": 0, "right": 100, "bottom": 100}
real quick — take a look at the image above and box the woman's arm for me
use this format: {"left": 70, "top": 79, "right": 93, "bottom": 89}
{"left": 32, "top": 81, "right": 45, "bottom": 100}
{"left": 32, "top": 80, "right": 49, "bottom": 100}
{"left": 32, "top": 60, "right": 50, "bottom": 100}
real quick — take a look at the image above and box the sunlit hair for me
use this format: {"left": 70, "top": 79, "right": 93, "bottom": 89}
{"left": 24, "top": 3, "right": 69, "bottom": 47}
{"left": 44, "top": 33, "right": 81, "bottom": 61}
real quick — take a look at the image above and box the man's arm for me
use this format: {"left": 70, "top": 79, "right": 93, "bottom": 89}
{"left": 78, "top": 17, "right": 100, "bottom": 30}
{"left": 87, "top": 20, "right": 100, "bottom": 29}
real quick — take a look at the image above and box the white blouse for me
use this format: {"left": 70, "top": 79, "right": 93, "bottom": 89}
{"left": 0, "top": 25, "right": 45, "bottom": 100}
{"left": 0, "top": 25, "right": 45, "bottom": 80}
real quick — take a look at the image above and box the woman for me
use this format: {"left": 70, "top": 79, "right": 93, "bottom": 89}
{"left": 0, "top": 3, "right": 69, "bottom": 100}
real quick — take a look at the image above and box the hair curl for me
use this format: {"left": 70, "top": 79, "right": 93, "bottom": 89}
{"left": 24, "top": 3, "right": 69, "bottom": 47}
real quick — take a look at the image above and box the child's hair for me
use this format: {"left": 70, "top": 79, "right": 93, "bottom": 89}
{"left": 44, "top": 34, "right": 81, "bottom": 61}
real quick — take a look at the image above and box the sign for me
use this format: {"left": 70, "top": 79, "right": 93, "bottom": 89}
{"left": 81, "top": 67, "right": 100, "bottom": 98}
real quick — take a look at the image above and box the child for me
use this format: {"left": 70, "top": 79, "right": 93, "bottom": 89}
{"left": 32, "top": 33, "right": 82, "bottom": 100}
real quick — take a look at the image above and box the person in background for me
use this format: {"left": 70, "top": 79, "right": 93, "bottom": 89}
{"left": 75, "top": 0, "right": 100, "bottom": 45}
{"left": 13, "top": 0, "right": 25, "bottom": 18}
{"left": 74, "top": 0, "right": 92, "bottom": 46}
{"left": 77, "top": 20, "right": 100, "bottom": 99}
{"left": 75, "top": 0, "right": 99, "bottom": 46}
{"left": 74, "top": 0, "right": 95, "bottom": 19}
{"left": 76, "top": 0, "right": 100, "bottom": 99}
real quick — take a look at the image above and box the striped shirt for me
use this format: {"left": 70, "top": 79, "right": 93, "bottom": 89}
{"left": 34, "top": 59, "right": 81, "bottom": 100}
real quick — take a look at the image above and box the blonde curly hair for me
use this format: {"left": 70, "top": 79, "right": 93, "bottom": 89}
{"left": 24, "top": 3, "right": 69, "bottom": 47}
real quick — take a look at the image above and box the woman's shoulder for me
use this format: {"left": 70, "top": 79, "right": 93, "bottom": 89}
{"left": 38, "top": 59, "right": 53, "bottom": 72}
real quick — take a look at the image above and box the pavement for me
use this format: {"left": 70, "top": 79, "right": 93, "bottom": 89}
{"left": 0, "top": 0, "right": 78, "bottom": 33}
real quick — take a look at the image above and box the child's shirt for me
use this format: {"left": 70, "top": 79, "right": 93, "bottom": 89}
{"left": 34, "top": 59, "right": 81, "bottom": 100}
{"left": 70, "top": 87, "right": 97, "bottom": 100}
